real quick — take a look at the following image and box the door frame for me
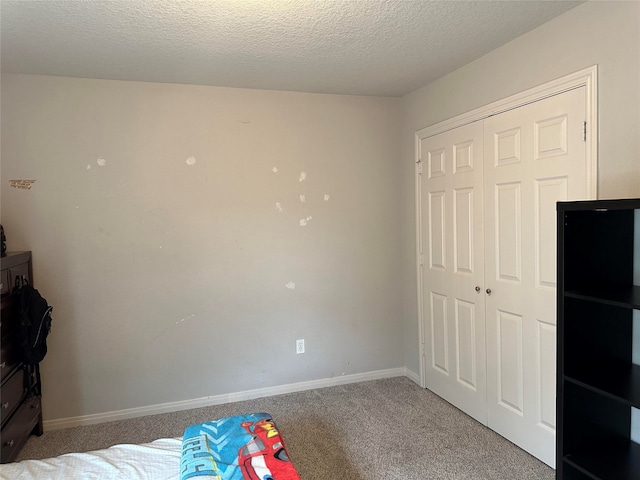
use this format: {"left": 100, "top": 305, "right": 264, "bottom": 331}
{"left": 415, "top": 65, "right": 598, "bottom": 388}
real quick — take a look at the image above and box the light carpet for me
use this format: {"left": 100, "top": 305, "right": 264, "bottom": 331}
{"left": 16, "top": 377, "right": 554, "bottom": 479}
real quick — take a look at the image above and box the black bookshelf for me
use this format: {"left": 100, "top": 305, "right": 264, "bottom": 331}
{"left": 564, "top": 440, "right": 640, "bottom": 480}
{"left": 557, "top": 198, "right": 640, "bottom": 480}
{"left": 564, "top": 286, "right": 640, "bottom": 309}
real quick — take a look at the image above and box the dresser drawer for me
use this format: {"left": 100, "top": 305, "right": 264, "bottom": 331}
{"left": 0, "top": 396, "right": 41, "bottom": 463}
{"left": 0, "top": 269, "right": 8, "bottom": 296}
{"left": 0, "top": 342, "right": 19, "bottom": 383}
{"left": 0, "top": 293, "right": 19, "bottom": 341}
{"left": 0, "top": 368, "right": 26, "bottom": 425}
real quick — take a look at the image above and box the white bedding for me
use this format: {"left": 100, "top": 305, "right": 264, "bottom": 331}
{"left": 0, "top": 437, "right": 182, "bottom": 480}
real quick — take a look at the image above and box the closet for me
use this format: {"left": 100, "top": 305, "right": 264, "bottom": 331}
{"left": 416, "top": 74, "right": 595, "bottom": 468}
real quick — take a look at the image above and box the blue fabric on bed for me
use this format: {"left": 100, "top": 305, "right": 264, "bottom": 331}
{"left": 180, "top": 412, "right": 300, "bottom": 480}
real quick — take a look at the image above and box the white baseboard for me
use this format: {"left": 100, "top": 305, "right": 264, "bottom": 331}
{"left": 44, "top": 367, "right": 409, "bottom": 431}
{"left": 404, "top": 368, "right": 421, "bottom": 386}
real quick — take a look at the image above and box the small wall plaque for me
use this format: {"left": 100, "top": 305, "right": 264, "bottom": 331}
{"left": 9, "top": 179, "right": 36, "bottom": 190}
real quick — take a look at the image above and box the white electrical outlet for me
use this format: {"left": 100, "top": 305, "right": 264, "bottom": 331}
{"left": 296, "top": 339, "right": 305, "bottom": 354}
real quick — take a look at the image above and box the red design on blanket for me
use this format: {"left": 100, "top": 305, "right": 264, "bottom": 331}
{"left": 238, "top": 418, "right": 301, "bottom": 480}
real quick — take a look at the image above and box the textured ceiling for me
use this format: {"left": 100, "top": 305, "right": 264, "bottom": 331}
{"left": 1, "top": 0, "right": 583, "bottom": 97}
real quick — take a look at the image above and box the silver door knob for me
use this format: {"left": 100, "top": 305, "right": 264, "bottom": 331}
{"left": 486, "top": 288, "right": 492, "bottom": 295}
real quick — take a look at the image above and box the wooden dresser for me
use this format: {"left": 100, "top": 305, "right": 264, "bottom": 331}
{"left": 0, "top": 251, "right": 43, "bottom": 463}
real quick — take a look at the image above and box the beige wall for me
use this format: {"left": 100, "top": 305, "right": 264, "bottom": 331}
{"left": 401, "top": 1, "right": 640, "bottom": 374}
{"left": 1, "top": 75, "right": 403, "bottom": 420}
{"left": 2, "top": 0, "right": 639, "bottom": 425}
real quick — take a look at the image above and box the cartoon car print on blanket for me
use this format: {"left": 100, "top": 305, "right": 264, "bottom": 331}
{"left": 238, "top": 417, "right": 298, "bottom": 480}
{"left": 180, "top": 413, "right": 301, "bottom": 480}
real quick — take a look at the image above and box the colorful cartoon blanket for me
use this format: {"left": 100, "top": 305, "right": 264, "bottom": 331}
{"left": 180, "top": 412, "right": 301, "bottom": 480}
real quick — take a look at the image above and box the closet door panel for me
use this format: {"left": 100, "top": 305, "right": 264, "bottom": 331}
{"left": 430, "top": 291, "right": 449, "bottom": 374}
{"left": 496, "top": 309, "right": 524, "bottom": 414}
{"left": 495, "top": 182, "right": 522, "bottom": 283}
{"left": 484, "top": 87, "right": 587, "bottom": 467}
{"left": 419, "top": 120, "right": 487, "bottom": 425}
{"left": 428, "top": 191, "right": 447, "bottom": 270}
{"left": 535, "top": 177, "right": 568, "bottom": 288}
{"left": 455, "top": 298, "right": 477, "bottom": 389}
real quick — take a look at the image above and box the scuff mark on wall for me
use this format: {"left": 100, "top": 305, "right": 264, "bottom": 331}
{"left": 9, "top": 179, "right": 36, "bottom": 190}
{"left": 298, "top": 171, "right": 307, "bottom": 182}
{"left": 186, "top": 156, "right": 196, "bottom": 166}
{"left": 324, "top": 194, "right": 330, "bottom": 201}
{"left": 97, "top": 157, "right": 107, "bottom": 167}
{"left": 175, "top": 314, "right": 196, "bottom": 325}
{"left": 275, "top": 202, "right": 284, "bottom": 213}
{"left": 285, "top": 282, "right": 296, "bottom": 290}
{"left": 299, "top": 215, "right": 312, "bottom": 226}
{"left": 140, "top": 314, "right": 198, "bottom": 353}
{"left": 299, "top": 194, "right": 306, "bottom": 203}
{"left": 272, "top": 167, "right": 278, "bottom": 173}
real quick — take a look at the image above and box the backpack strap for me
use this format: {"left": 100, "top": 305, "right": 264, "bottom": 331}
{"left": 14, "top": 273, "right": 28, "bottom": 291}
{"left": 22, "top": 364, "right": 41, "bottom": 399}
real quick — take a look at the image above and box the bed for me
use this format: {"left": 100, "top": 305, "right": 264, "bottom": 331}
{"left": 0, "top": 412, "right": 301, "bottom": 480}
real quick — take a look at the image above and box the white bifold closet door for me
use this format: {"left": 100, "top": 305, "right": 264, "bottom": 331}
{"left": 420, "top": 120, "right": 487, "bottom": 424}
{"left": 420, "top": 86, "right": 588, "bottom": 467}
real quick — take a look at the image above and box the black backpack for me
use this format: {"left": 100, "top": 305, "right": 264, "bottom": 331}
{"left": 17, "top": 281, "right": 53, "bottom": 365}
